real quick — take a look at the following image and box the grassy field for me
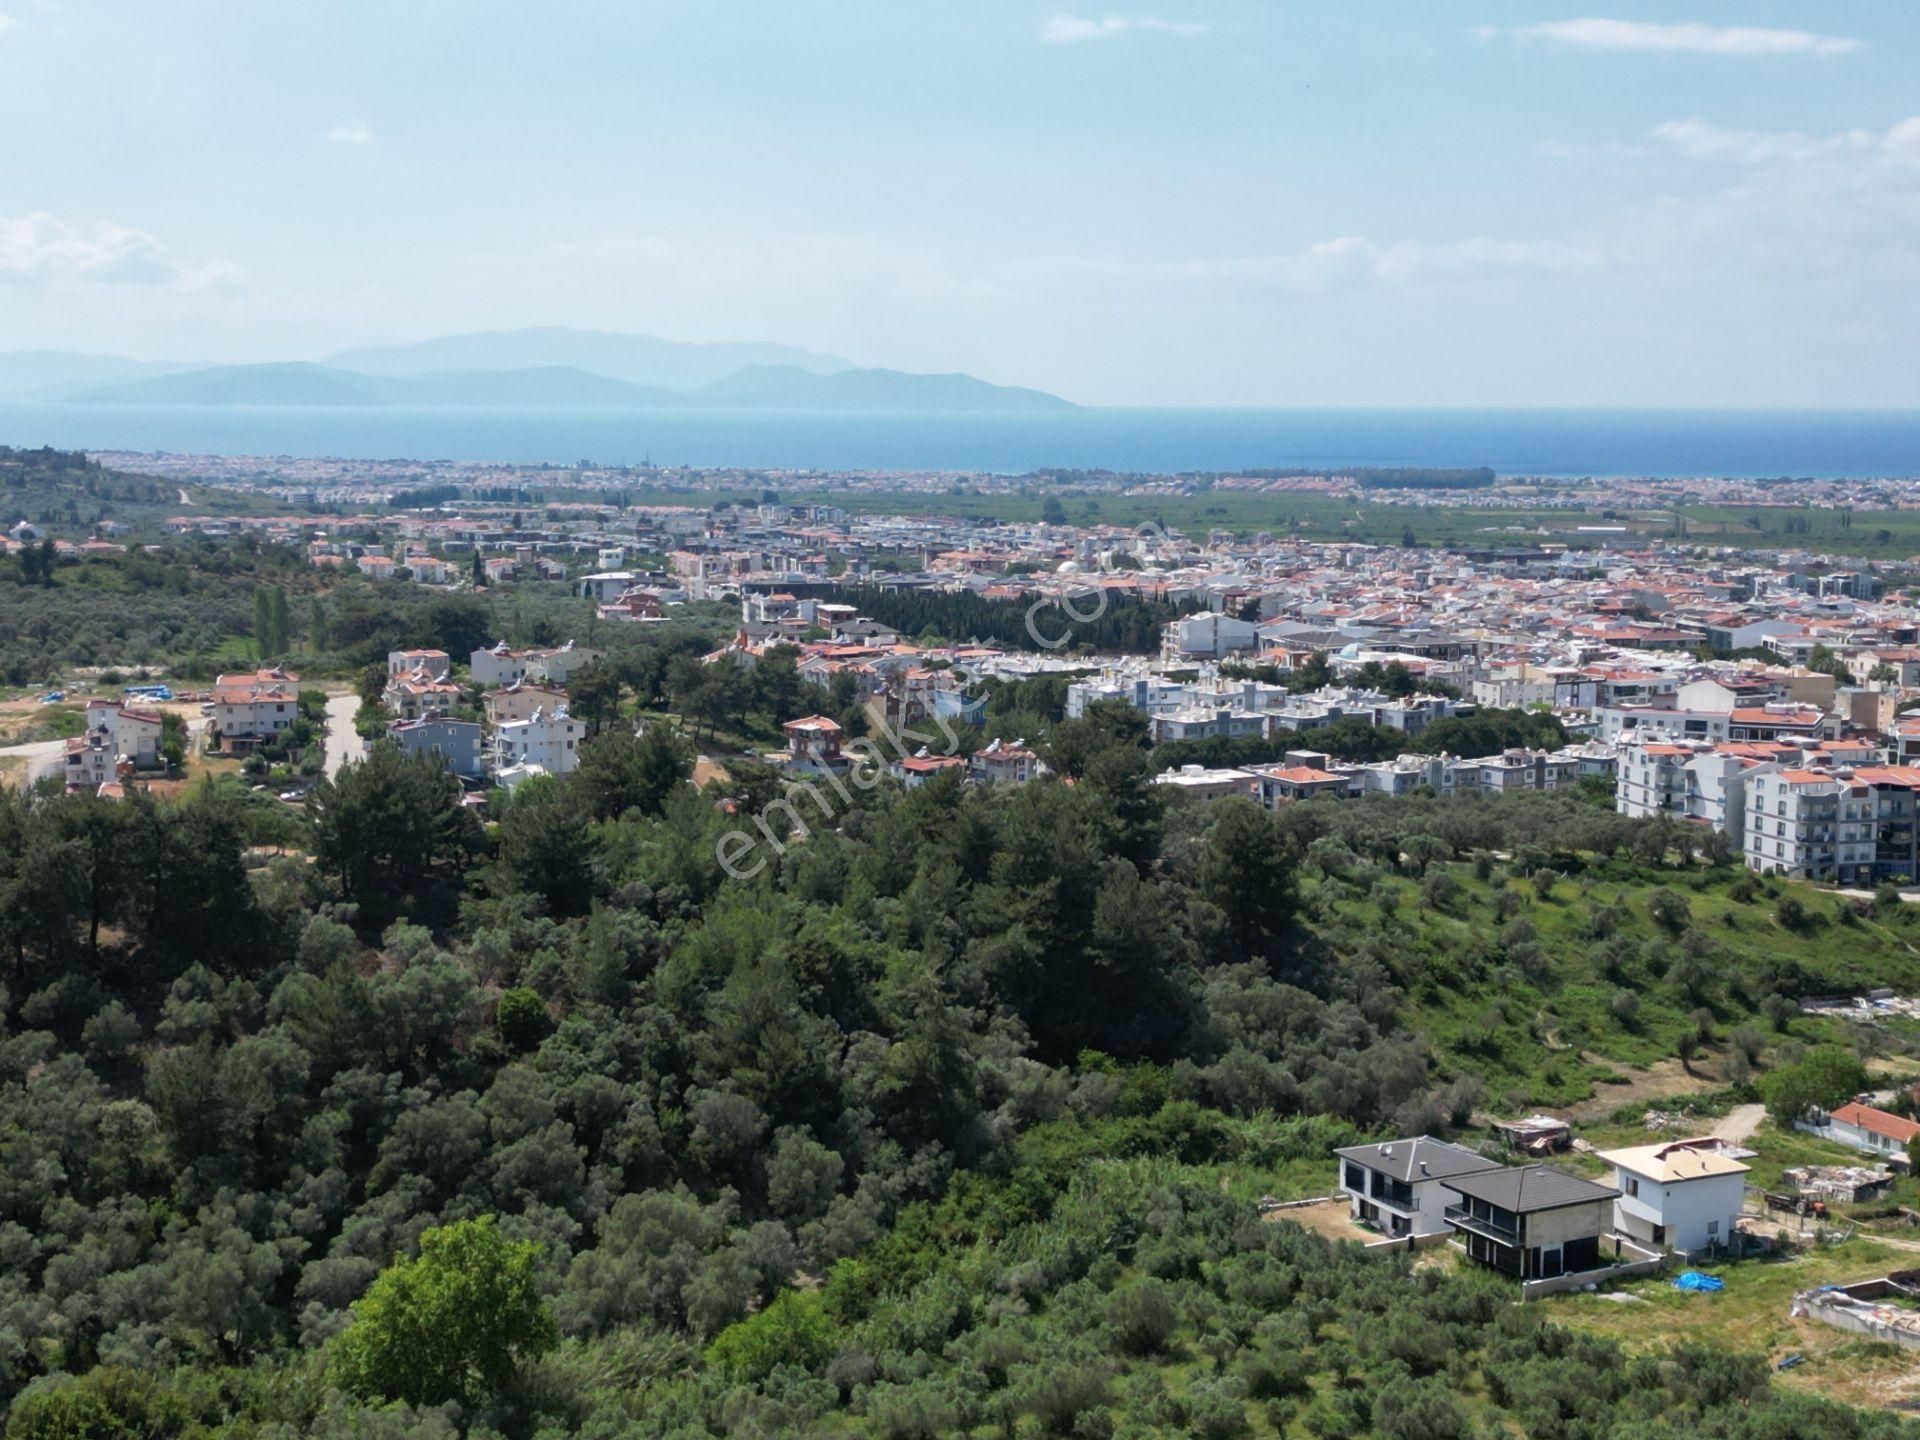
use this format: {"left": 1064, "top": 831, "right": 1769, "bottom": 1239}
{"left": 0, "top": 700, "right": 84, "bottom": 746}
{"left": 1550, "top": 1237, "right": 1920, "bottom": 1411}
{"left": 626, "top": 481, "right": 1920, "bottom": 560}
{"left": 1308, "top": 859, "right": 1920, "bottom": 1111}
{"left": 1677, "top": 503, "right": 1920, "bottom": 561}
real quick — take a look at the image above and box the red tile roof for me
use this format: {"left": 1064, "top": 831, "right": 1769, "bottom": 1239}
{"left": 1830, "top": 1103, "right": 1920, "bottom": 1144}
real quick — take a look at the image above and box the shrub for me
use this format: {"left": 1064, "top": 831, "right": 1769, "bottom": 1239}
{"left": 705, "top": 1289, "right": 836, "bottom": 1381}
{"left": 7, "top": 1367, "right": 193, "bottom": 1440}
{"left": 1105, "top": 1278, "right": 1181, "bottom": 1357}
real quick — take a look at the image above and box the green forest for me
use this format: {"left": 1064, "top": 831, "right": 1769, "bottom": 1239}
{"left": 2, "top": 705, "right": 1919, "bottom": 1436}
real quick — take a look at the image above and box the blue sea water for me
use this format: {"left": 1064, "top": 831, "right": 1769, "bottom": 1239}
{"left": 1, "top": 403, "right": 1918, "bottom": 479}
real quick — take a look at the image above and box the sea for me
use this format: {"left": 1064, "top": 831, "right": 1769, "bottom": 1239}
{"left": 2, "top": 403, "right": 1918, "bottom": 479}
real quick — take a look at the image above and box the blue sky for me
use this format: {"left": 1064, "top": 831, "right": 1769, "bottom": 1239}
{"left": 1, "top": 1, "right": 1916, "bottom": 406}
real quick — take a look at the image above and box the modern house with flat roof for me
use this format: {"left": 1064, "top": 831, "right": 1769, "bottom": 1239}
{"left": 1596, "top": 1138, "right": 1749, "bottom": 1255}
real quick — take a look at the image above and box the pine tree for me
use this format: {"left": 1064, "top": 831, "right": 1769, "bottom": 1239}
{"left": 254, "top": 587, "right": 273, "bottom": 660}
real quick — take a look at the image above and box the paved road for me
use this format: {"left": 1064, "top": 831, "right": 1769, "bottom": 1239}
{"left": 0, "top": 736, "right": 68, "bottom": 784}
{"left": 1712, "top": 1103, "right": 1767, "bottom": 1145}
{"left": 322, "top": 693, "right": 366, "bottom": 779}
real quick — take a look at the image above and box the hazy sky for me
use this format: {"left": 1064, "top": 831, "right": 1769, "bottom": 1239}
{"left": 2, "top": 1, "right": 1916, "bottom": 407}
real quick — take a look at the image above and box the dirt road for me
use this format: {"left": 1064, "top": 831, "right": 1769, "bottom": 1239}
{"left": 1712, "top": 1104, "right": 1767, "bottom": 1145}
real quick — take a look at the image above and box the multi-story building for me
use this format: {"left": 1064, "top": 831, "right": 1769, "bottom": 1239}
{"left": 1742, "top": 767, "right": 1876, "bottom": 884}
{"left": 211, "top": 667, "right": 303, "bottom": 745}
{"left": 388, "top": 714, "right": 485, "bottom": 777}
{"left": 1615, "top": 741, "right": 1693, "bottom": 818}
{"left": 1854, "top": 766, "right": 1920, "bottom": 883}
{"left": 388, "top": 648, "right": 452, "bottom": 680}
{"left": 484, "top": 683, "right": 573, "bottom": 727}
{"left": 79, "top": 700, "right": 164, "bottom": 768}
{"left": 491, "top": 707, "right": 585, "bottom": 778}
{"left": 968, "top": 738, "right": 1042, "bottom": 785}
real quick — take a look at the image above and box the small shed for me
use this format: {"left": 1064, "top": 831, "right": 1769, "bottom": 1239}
{"left": 1494, "top": 1114, "right": 1572, "bottom": 1156}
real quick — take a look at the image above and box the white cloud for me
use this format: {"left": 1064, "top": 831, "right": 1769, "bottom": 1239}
{"left": 1652, "top": 115, "right": 1918, "bottom": 165}
{"left": 1493, "top": 18, "right": 1861, "bottom": 57}
{"left": 1015, "top": 109, "right": 1920, "bottom": 313}
{"left": 0, "top": 14, "right": 18, "bottom": 34}
{"left": 1039, "top": 14, "right": 1209, "bottom": 44}
{"left": 326, "top": 120, "right": 374, "bottom": 145}
{"left": 0, "top": 212, "right": 244, "bottom": 292}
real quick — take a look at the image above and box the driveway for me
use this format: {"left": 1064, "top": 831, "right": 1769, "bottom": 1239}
{"left": 1712, "top": 1104, "right": 1767, "bottom": 1145}
{"left": 322, "top": 693, "right": 366, "bottom": 779}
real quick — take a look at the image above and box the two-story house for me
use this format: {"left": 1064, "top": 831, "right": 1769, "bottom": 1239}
{"left": 1440, "top": 1164, "right": 1618, "bottom": 1280}
{"left": 1596, "top": 1139, "right": 1749, "bottom": 1255}
{"left": 388, "top": 648, "right": 452, "bottom": 681}
{"left": 1334, "top": 1137, "right": 1503, "bottom": 1240}
{"left": 484, "top": 683, "right": 573, "bottom": 728}
{"left": 211, "top": 667, "right": 302, "bottom": 746}
{"left": 783, "top": 715, "right": 847, "bottom": 778}
{"left": 969, "top": 738, "right": 1041, "bottom": 785}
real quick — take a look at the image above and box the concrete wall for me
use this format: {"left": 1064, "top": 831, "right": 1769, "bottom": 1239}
{"left": 1521, "top": 1252, "right": 1664, "bottom": 1301}
{"left": 1526, "top": 1200, "right": 1612, "bottom": 1248}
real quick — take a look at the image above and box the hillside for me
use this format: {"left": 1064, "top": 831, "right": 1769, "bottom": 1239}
{"left": 72, "top": 360, "right": 391, "bottom": 406}
{"left": 327, "top": 325, "right": 851, "bottom": 388}
{"left": 0, "top": 350, "right": 198, "bottom": 399}
{"left": 66, "top": 359, "right": 1079, "bottom": 413}
{"left": 692, "top": 363, "right": 1081, "bottom": 413}
{"left": 4, "top": 700, "right": 1920, "bottom": 1438}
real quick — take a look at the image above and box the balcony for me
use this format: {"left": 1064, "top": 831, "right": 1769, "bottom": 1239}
{"left": 1443, "top": 1204, "right": 1520, "bottom": 1245}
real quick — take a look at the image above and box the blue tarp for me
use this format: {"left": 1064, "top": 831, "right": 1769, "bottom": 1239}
{"left": 1673, "top": 1271, "right": 1725, "bottom": 1293}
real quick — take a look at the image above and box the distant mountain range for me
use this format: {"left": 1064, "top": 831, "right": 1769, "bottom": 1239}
{"left": 0, "top": 328, "right": 1076, "bottom": 414}
{"left": 328, "top": 327, "right": 849, "bottom": 389}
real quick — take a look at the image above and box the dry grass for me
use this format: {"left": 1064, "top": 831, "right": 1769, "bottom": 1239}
{"left": 1549, "top": 1237, "right": 1920, "bottom": 1411}
{"left": 1263, "top": 1197, "right": 1375, "bottom": 1244}
{"left": 1560, "top": 1056, "right": 1725, "bottom": 1123}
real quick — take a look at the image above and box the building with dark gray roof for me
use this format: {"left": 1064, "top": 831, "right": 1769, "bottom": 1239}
{"left": 1439, "top": 1164, "right": 1619, "bottom": 1281}
{"left": 1333, "top": 1136, "right": 1502, "bottom": 1240}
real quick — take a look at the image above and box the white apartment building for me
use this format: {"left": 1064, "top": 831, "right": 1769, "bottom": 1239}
{"left": 1161, "top": 612, "right": 1259, "bottom": 660}
{"left": 491, "top": 707, "right": 585, "bottom": 777}
{"left": 1616, "top": 741, "right": 1702, "bottom": 819}
{"left": 470, "top": 640, "right": 599, "bottom": 689}
{"left": 1743, "top": 767, "right": 1875, "bottom": 884}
